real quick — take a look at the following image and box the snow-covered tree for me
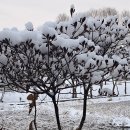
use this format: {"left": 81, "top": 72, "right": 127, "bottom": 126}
{"left": 55, "top": 9, "right": 130, "bottom": 129}
{"left": 0, "top": 6, "right": 130, "bottom": 130}
{"left": 0, "top": 24, "right": 80, "bottom": 130}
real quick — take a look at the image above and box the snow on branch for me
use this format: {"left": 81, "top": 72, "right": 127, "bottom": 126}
{"left": 0, "top": 14, "right": 130, "bottom": 94}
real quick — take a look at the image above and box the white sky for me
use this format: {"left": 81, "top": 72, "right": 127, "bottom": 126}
{"left": 0, "top": 0, "right": 130, "bottom": 30}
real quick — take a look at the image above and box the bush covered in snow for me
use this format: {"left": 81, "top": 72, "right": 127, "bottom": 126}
{"left": 0, "top": 5, "right": 130, "bottom": 130}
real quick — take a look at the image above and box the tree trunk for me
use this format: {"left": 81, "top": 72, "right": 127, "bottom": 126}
{"left": 0, "top": 91, "right": 4, "bottom": 102}
{"left": 125, "top": 81, "right": 127, "bottom": 94}
{"left": 77, "top": 83, "right": 90, "bottom": 130}
{"left": 0, "top": 87, "right": 5, "bottom": 102}
{"left": 104, "top": 80, "right": 106, "bottom": 85}
{"left": 72, "top": 87, "right": 77, "bottom": 98}
{"left": 112, "top": 79, "right": 116, "bottom": 95}
{"left": 34, "top": 95, "right": 37, "bottom": 130}
{"left": 52, "top": 96, "right": 61, "bottom": 130}
{"left": 100, "top": 81, "right": 103, "bottom": 89}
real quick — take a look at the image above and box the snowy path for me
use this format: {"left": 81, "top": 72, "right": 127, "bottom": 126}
{"left": 0, "top": 98, "right": 130, "bottom": 130}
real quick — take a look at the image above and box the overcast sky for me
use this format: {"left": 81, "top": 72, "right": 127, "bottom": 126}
{"left": 0, "top": 0, "right": 130, "bottom": 30}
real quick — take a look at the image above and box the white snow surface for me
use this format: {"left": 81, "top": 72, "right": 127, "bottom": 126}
{"left": 0, "top": 81, "right": 130, "bottom": 129}
{"left": 0, "top": 98, "right": 130, "bottom": 130}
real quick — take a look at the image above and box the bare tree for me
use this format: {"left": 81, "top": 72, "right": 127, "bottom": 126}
{"left": 121, "top": 10, "right": 130, "bottom": 18}
{"left": 86, "top": 7, "right": 118, "bottom": 18}
{"left": 56, "top": 13, "right": 69, "bottom": 23}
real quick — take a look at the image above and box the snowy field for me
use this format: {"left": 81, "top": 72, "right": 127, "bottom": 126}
{"left": 0, "top": 81, "right": 130, "bottom": 130}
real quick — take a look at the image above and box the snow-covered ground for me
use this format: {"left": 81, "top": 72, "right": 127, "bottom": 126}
{"left": 1, "top": 81, "right": 130, "bottom": 103}
{"left": 0, "top": 81, "right": 130, "bottom": 130}
{"left": 0, "top": 98, "right": 130, "bottom": 130}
